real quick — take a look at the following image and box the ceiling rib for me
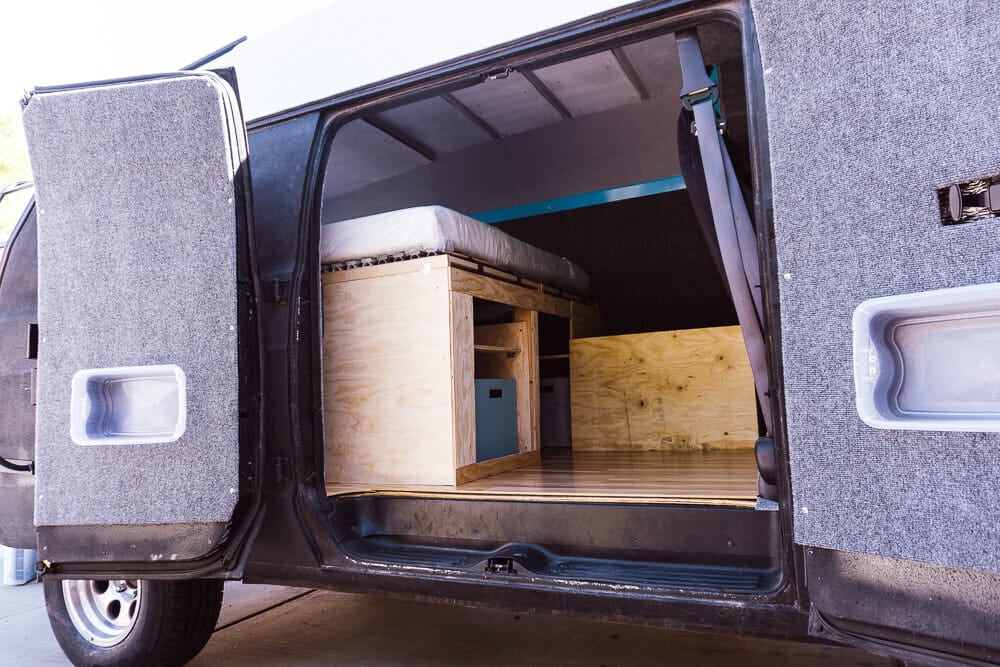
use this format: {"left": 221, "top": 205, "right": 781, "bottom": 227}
{"left": 612, "top": 47, "right": 650, "bottom": 101}
{"left": 363, "top": 116, "right": 437, "bottom": 162}
{"left": 520, "top": 69, "right": 572, "bottom": 121}
{"left": 440, "top": 93, "right": 502, "bottom": 141}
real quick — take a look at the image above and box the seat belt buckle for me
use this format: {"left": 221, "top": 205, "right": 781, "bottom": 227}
{"left": 690, "top": 118, "right": 726, "bottom": 137}
{"left": 680, "top": 83, "right": 718, "bottom": 110}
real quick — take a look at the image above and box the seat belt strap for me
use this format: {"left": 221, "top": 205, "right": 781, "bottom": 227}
{"left": 676, "top": 29, "right": 772, "bottom": 434}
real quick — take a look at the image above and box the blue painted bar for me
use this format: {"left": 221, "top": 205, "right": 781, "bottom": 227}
{"left": 472, "top": 174, "right": 686, "bottom": 224}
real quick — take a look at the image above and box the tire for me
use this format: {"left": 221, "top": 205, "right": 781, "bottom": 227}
{"left": 44, "top": 577, "right": 224, "bottom": 666}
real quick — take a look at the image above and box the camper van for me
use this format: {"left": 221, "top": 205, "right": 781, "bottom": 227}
{"left": 1, "top": 0, "right": 998, "bottom": 664}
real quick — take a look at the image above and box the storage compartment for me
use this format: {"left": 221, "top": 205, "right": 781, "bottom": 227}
{"left": 2, "top": 545, "right": 38, "bottom": 586}
{"left": 570, "top": 328, "right": 756, "bottom": 451}
{"left": 854, "top": 283, "right": 1000, "bottom": 430}
{"left": 69, "top": 364, "right": 187, "bottom": 446}
{"left": 322, "top": 253, "right": 600, "bottom": 487}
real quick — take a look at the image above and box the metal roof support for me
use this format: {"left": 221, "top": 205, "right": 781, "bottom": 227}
{"left": 440, "top": 93, "right": 502, "bottom": 141}
{"left": 363, "top": 116, "right": 438, "bottom": 162}
{"left": 520, "top": 70, "right": 572, "bottom": 121}
{"left": 611, "top": 47, "right": 650, "bottom": 100}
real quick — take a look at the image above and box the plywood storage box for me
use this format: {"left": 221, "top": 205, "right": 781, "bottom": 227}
{"left": 570, "top": 326, "right": 757, "bottom": 451}
{"left": 322, "top": 254, "right": 598, "bottom": 487}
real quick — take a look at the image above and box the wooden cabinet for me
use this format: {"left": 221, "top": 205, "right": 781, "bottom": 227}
{"left": 322, "top": 254, "right": 597, "bottom": 487}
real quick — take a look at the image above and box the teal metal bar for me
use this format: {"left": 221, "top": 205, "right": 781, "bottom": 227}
{"left": 472, "top": 174, "right": 686, "bottom": 224}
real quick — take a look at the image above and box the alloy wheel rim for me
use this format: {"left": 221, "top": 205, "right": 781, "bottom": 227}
{"left": 61, "top": 579, "right": 141, "bottom": 647}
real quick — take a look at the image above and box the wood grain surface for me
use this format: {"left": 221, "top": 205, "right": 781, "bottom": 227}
{"left": 323, "top": 256, "right": 575, "bottom": 487}
{"left": 322, "top": 264, "right": 458, "bottom": 486}
{"left": 328, "top": 448, "right": 758, "bottom": 503}
{"left": 570, "top": 327, "right": 757, "bottom": 451}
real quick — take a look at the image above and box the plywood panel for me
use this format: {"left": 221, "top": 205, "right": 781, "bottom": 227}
{"left": 455, "top": 450, "right": 541, "bottom": 485}
{"left": 449, "top": 267, "right": 572, "bottom": 317}
{"left": 451, "top": 293, "right": 476, "bottom": 468}
{"left": 570, "top": 327, "right": 756, "bottom": 451}
{"left": 513, "top": 310, "right": 540, "bottom": 455}
{"left": 322, "top": 266, "right": 457, "bottom": 485}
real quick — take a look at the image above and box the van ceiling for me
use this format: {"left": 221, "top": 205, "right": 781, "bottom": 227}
{"left": 322, "top": 23, "right": 743, "bottom": 218}
{"left": 325, "top": 33, "right": 681, "bottom": 202}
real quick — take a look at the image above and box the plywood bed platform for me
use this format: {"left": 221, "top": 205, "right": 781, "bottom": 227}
{"left": 325, "top": 448, "right": 760, "bottom": 506}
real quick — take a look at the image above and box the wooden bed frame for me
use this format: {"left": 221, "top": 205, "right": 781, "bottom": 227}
{"left": 322, "top": 254, "right": 599, "bottom": 487}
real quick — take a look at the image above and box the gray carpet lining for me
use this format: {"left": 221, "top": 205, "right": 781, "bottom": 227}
{"left": 752, "top": 1, "right": 1000, "bottom": 573}
{"left": 23, "top": 74, "right": 243, "bottom": 526}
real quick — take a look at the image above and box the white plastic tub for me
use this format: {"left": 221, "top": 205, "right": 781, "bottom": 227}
{"left": 69, "top": 365, "right": 187, "bottom": 445}
{"left": 853, "top": 283, "right": 1000, "bottom": 431}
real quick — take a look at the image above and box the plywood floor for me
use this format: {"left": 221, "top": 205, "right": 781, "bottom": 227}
{"left": 326, "top": 448, "right": 759, "bottom": 505}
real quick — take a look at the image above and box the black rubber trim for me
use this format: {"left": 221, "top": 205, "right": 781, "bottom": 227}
{"left": 811, "top": 609, "right": 999, "bottom": 667}
{"left": 343, "top": 536, "right": 779, "bottom": 593}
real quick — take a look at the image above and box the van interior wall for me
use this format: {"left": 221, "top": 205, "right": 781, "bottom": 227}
{"left": 324, "top": 94, "right": 682, "bottom": 223}
{"left": 496, "top": 192, "right": 736, "bottom": 337}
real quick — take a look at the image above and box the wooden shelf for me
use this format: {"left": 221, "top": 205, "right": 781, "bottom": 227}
{"left": 473, "top": 344, "right": 521, "bottom": 355}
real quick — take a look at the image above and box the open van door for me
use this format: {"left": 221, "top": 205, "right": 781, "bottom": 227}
{"left": 753, "top": 3, "right": 1000, "bottom": 664}
{"left": 21, "top": 71, "right": 262, "bottom": 577}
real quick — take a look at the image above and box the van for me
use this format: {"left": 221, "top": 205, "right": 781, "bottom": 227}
{"left": 1, "top": 1, "right": 998, "bottom": 664}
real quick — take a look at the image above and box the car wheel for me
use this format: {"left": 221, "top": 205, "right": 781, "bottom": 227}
{"left": 44, "top": 577, "right": 224, "bottom": 666}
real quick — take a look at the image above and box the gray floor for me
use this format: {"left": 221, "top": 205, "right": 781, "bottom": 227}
{"left": 0, "top": 569, "right": 894, "bottom": 667}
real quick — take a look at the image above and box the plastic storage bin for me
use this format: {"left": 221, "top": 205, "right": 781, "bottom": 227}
{"left": 474, "top": 379, "right": 518, "bottom": 462}
{"left": 853, "top": 283, "right": 1000, "bottom": 431}
{"left": 2, "top": 546, "right": 37, "bottom": 586}
{"left": 70, "top": 364, "right": 187, "bottom": 445}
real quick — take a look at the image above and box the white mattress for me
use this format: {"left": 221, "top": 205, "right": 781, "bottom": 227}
{"left": 319, "top": 205, "right": 590, "bottom": 294}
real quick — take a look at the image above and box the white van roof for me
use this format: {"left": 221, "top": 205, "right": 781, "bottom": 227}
{"left": 209, "top": 0, "right": 634, "bottom": 122}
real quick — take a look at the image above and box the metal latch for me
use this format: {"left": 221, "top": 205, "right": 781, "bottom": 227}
{"left": 26, "top": 323, "right": 38, "bottom": 359}
{"left": 485, "top": 557, "right": 517, "bottom": 574}
{"left": 271, "top": 278, "right": 290, "bottom": 304}
{"left": 940, "top": 176, "right": 1000, "bottom": 225}
{"left": 690, "top": 118, "right": 727, "bottom": 137}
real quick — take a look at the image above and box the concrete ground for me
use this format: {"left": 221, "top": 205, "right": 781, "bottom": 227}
{"left": 0, "top": 567, "right": 895, "bottom": 667}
